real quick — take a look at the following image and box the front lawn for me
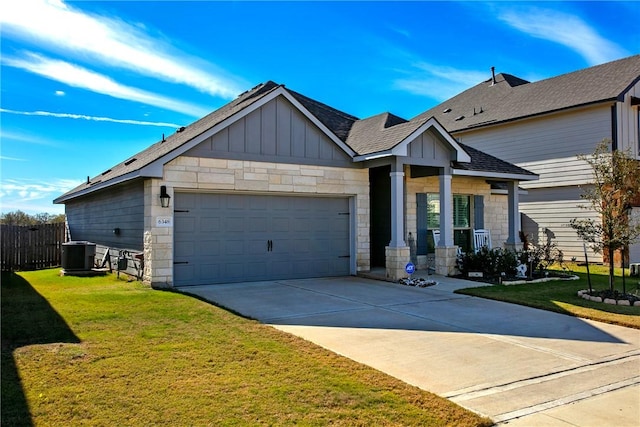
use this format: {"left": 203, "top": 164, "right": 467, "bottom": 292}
{"left": 455, "top": 264, "right": 640, "bottom": 329}
{"left": 1, "top": 269, "right": 491, "bottom": 426}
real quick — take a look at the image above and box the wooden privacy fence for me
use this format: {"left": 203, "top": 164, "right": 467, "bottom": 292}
{"left": 1, "top": 223, "right": 67, "bottom": 271}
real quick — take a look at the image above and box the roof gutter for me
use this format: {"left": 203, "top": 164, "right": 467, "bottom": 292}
{"left": 451, "top": 98, "right": 618, "bottom": 135}
{"left": 452, "top": 168, "right": 539, "bottom": 181}
{"left": 53, "top": 171, "right": 151, "bottom": 204}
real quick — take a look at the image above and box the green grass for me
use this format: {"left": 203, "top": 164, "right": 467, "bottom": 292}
{"left": 2, "top": 269, "right": 491, "bottom": 426}
{"left": 456, "top": 264, "right": 640, "bottom": 329}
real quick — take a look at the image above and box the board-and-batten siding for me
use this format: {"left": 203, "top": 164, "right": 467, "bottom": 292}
{"left": 454, "top": 105, "right": 611, "bottom": 189}
{"left": 618, "top": 80, "right": 640, "bottom": 158}
{"left": 184, "top": 96, "right": 355, "bottom": 168}
{"left": 65, "top": 180, "right": 144, "bottom": 251}
{"left": 407, "top": 129, "right": 453, "bottom": 166}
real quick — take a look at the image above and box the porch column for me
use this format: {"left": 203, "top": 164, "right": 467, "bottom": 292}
{"left": 386, "top": 169, "right": 410, "bottom": 281}
{"left": 435, "top": 171, "right": 458, "bottom": 275}
{"left": 389, "top": 171, "right": 406, "bottom": 247}
{"left": 439, "top": 173, "right": 453, "bottom": 246}
{"left": 505, "top": 180, "right": 522, "bottom": 251}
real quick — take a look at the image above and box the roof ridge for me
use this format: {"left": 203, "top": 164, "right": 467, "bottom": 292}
{"left": 288, "top": 89, "right": 359, "bottom": 121}
{"left": 529, "top": 54, "right": 640, "bottom": 87}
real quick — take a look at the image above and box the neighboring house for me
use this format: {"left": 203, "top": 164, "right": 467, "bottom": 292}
{"left": 418, "top": 55, "right": 640, "bottom": 265}
{"left": 55, "top": 81, "right": 536, "bottom": 288}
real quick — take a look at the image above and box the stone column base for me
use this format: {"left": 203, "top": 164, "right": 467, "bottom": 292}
{"left": 435, "top": 246, "right": 459, "bottom": 276}
{"left": 385, "top": 246, "right": 410, "bottom": 281}
{"left": 504, "top": 242, "right": 523, "bottom": 252}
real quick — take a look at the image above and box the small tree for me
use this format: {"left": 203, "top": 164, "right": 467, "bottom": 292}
{"left": 570, "top": 140, "right": 640, "bottom": 292}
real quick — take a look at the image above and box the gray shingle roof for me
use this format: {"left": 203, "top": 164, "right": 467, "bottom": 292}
{"left": 415, "top": 55, "right": 640, "bottom": 132}
{"left": 345, "top": 112, "right": 430, "bottom": 155}
{"left": 287, "top": 89, "right": 359, "bottom": 142}
{"left": 455, "top": 144, "right": 537, "bottom": 177}
{"left": 56, "top": 81, "right": 282, "bottom": 201}
{"left": 56, "top": 79, "right": 539, "bottom": 203}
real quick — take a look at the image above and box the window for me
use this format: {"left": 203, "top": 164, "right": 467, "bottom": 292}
{"left": 425, "top": 193, "right": 472, "bottom": 252}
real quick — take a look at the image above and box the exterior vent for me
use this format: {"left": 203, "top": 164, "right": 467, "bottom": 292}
{"left": 124, "top": 158, "right": 137, "bottom": 165}
{"left": 455, "top": 115, "right": 465, "bottom": 121}
{"left": 61, "top": 241, "right": 96, "bottom": 271}
{"left": 443, "top": 108, "right": 452, "bottom": 113}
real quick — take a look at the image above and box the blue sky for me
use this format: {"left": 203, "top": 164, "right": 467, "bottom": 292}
{"left": 1, "top": 1, "right": 638, "bottom": 215}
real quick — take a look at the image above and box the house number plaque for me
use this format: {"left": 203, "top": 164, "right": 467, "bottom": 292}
{"left": 156, "top": 216, "right": 173, "bottom": 227}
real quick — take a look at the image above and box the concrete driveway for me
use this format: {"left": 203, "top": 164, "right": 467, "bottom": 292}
{"left": 183, "top": 275, "right": 640, "bottom": 426}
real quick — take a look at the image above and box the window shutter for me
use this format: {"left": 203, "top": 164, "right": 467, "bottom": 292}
{"left": 416, "top": 193, "right": 427, "bottom": 255}
{"left": 474, "top": 195, "right": 484, "bottom": 229}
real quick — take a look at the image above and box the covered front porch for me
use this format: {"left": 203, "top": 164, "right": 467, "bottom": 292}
{"left": 349, "top": 115, "right": 537, "bottom": 281}
{"left": 369, "top": 161, "right": 528, "bottom": 280}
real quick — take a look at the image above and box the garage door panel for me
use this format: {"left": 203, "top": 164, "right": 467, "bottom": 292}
{"left": 199, "top": 263, "right": 220, "bottom": 279}
{"left": 200, "top": 216, "right": 221, "bottom": 232}
{"left": 175, "top": 263, "right": 195, "bottom": 282}
{"left": 248, "top": 217, "right": 268, "bottom": 232}
{"left": 272, "top": 217, "right": 290, "bottom": 232}
{"left": 224, "top": 240, "right": 245, "bottom": 255}
{"left": 174, "top": 216, "right": 196, "bottom": 234}
{"left": 226, "top": 217, "right": 246, "bottom": 232}
{"left": 198, "top": 240, "right": 220, "bottom": 256}
{"left": 174, "top": 193, "right": 351, "bottom": 286}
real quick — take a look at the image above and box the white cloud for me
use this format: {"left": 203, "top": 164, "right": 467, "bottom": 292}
{"left": 3, "top": 53, "right": 209, "bottom": 117}
{"left": 1, "top": 108, "right": 182, "bottom": 128}
{"left": 55, "top": 90, "right": 65, "bottom": 96}
{"left": 0, "top": 0, "right": 244, "bottom": 98}
{"left": 394, "top": 62, "right": 488, "bottom": 101}
{"left": 498, "top": 7, "right": 628, "bottom": 65}
{"left": 0, "top": 156, "right": 27, "bottom": 161}
{"left": 0, "top": 177, "right": 79, "bottom": 214}
{"left": 0, "top": 129, "right": 59, "bottom": 146}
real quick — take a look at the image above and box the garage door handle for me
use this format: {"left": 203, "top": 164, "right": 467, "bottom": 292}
{"left": 174, "top": 261, "right": 189, "bottom": 265}
{"left": 267, "top": 240, "right": 273, "bottom": 252}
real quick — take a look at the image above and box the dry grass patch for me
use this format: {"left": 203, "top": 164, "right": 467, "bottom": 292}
{"left": 2, "top": 270, "right": 491, "bottom": 426}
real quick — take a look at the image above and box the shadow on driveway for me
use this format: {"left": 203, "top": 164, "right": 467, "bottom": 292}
{"left": 181, "top": 276, "right": 628, "bottom": 344}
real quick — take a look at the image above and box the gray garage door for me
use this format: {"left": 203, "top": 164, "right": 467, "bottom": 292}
{"left": 174, "top": 193, "right": 351, "bottom": 286}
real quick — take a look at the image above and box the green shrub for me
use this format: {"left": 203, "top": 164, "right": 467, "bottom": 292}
{"left": 458, "top": 247, "right": 518, "bottom": 279}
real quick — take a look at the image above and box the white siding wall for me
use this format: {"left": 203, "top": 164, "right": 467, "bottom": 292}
{"left": 453, "top": 105, "right": 613, "bottom": 264}
{"left": 455, "top": 105, "right": 612, "bottom": 189}
{"left": 618, "top": 80, "right": 640, "bottom": 158}
{"left": 520, "top": 190, "right": 600, "bottom": 263}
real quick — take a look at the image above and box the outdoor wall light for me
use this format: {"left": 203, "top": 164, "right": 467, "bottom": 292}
{"left": 159, "top": 185, "right": 171, "bottom": 208}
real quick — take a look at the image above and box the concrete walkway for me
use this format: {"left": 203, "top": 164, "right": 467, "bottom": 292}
{"left": 183, "top": 274, "right": 640, "bottom": 426}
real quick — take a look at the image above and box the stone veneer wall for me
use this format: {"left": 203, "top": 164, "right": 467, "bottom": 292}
{"left": 404, "top": 169, "right": 508, "bottom": 269}
{"left": 143, "top": 156, "right": 370, "bottom": 287}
